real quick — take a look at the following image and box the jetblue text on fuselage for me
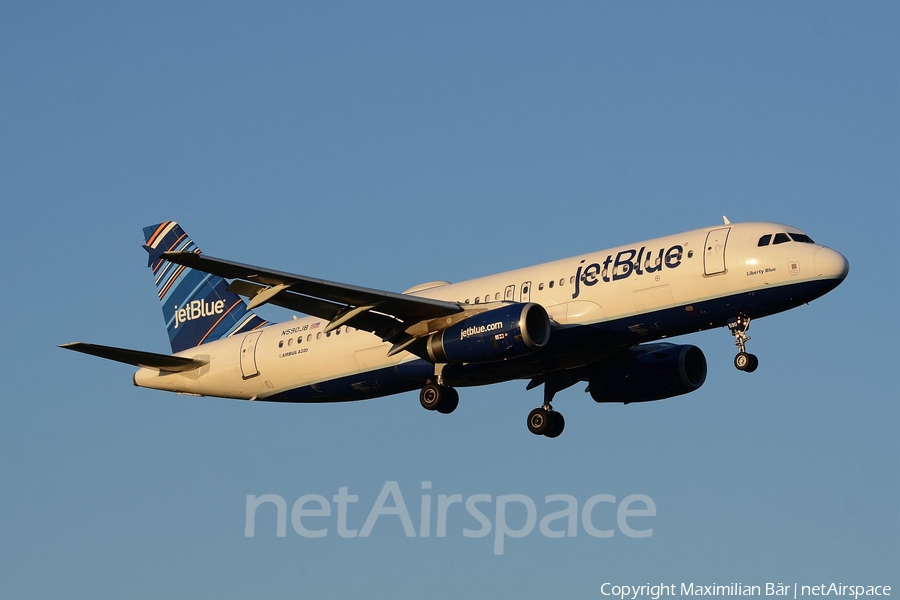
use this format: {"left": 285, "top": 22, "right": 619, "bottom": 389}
{"left": 572, "top": 245, "right": 684, "bottom": 299}
{"left": 173, "top": 299, "right": 226, "bottom": 329}
{"left": 460, "top": 322, "right": 504, "bottom": 340}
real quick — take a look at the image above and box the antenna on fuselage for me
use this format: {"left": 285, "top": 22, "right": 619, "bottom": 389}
{"left": 723, "top": 215, "right": 731, "bottom": 224}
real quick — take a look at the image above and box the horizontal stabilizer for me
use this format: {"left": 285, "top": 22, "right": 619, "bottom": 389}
{"left": 59, "top": 342, "right": 207, "bottom": 372}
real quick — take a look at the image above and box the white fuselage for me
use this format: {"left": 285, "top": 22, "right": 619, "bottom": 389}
{"left": 133, "top": 222, "right": 848, "bottom": 402}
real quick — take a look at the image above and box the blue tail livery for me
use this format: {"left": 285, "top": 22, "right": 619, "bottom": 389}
{"left": 142, "top": 221, "right": 268, "bottom": 353}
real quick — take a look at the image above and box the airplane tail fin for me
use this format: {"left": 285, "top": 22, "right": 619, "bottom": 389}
{"left": 142, "top": 221, "right": 268, "bottom": 353}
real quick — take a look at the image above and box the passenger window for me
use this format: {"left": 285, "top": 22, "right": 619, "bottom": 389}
{"left": 307, "top": 334, "right": 312, "bottom": 342}
{"left": 569, "top": 276, "right": 575, "bottom": 284}
{"left": 287, "top": 338, "right": 293, "bottom": 346}
{"left": 773, "top": 233, "right": 791, "bottom": 245}
{"left": 474, "top": 298, "right": 480, "bottom": 304}
{"left": 538, "top": 283, "right": 544, "bottom": 291}
{"left": 549, "top": 280, "right": 554, "bottom": 288}
{"left": 316, "top": 332, "right": 322, "bottom": 340}
{"left": 336, "top": 328, "right": 341, "bottom": 335}
{"left": 484, "top": 295, "right": 489, "bottom": 303}
{"left": 494, "top": 292, "right": 500, "bottom": 300}
{"left": 297, "top": 337, "right": 302, "bottom": 344}
{"left": 278, "top": 340, "right": 284, "bottom": 348}
{"left": 758, "top": 234, "right": 772, "bottom": 247}
{"left": 559, "top": 278, "right": 565, "bottom": 286}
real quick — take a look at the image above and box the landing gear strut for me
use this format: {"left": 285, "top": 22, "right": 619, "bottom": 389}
{"left": 728, "top": 314, "right": 759, "bottom": 373}
{"left": 419, "top": 382, "right": 459, "bottom": 414}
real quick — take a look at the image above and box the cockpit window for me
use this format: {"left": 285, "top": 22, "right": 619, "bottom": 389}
{"left": 789, "top": 233, "right": 815, "bottom": 244}
{"left": 773, "top": 233, "right": 791, "bottom": 245}
{"left": 758, "top": 234, "right": 772, "bottom": 247}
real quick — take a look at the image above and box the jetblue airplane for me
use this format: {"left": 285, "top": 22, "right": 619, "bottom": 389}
{"left": 62, "top": 218, "right": 848, "bottom": 438}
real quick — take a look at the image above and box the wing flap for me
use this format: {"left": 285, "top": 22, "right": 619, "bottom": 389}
{"left": 60, "top": 342, "right": 207, "bottom": 372}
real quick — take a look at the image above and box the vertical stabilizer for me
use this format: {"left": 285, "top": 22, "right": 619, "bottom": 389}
{"left": 142, "top": 221, "right": 268, "bottom": 353}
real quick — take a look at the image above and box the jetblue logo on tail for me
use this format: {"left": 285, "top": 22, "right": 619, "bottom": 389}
{"left": 174, "top": 299, "right": 226, "bottom": 329}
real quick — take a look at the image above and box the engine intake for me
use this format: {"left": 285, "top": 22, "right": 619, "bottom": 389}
{"left": 589, "top": 343, "right": 707, "bottom": 403}
{"left": 426, "top": 303, "right": 550, "bottom": 364}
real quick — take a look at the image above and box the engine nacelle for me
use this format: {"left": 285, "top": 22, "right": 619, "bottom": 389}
{"left": 589, "top": 343, "right": 707, "bottom": 403}
{"left": 426, "top": 303, "right": 551, "bottom": 364}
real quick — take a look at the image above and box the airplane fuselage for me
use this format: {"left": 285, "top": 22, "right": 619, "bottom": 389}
{"left": 133, "top": 221, "right": 848, "bottom": 404}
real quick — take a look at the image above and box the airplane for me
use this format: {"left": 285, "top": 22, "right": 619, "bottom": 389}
{"left": 61, "top": 218, "right": 849, "bottom": 438}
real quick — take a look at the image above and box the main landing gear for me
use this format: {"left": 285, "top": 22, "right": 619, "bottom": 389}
{"left": 419, "top": 382, "right": 459, "bottom": 414}
{"left": 525, "top": 374, "right": 574, "bottom": 438}
{"left": 418, "top": 376, "right": 569, "bottom": 438}
{"left": 527, "top": 406, "right": 565, "bottom": 438}
{"left": 728, "top": 314, "right": 759, "bottom": 373}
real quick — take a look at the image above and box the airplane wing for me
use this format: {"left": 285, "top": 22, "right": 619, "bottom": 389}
{"left": 60, "top": 342, "right": 208, "bottom": 372}
{"left": 162, "top": 251, "right": 465, "bottom": 354}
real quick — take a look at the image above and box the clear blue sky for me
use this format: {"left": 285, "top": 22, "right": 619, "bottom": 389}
{"left": 2, "top": 2, "right": 897, "bottom": 598}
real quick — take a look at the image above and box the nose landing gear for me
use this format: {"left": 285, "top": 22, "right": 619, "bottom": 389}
{"left": 728, "top": 314, "right": 759, "bottom": 373}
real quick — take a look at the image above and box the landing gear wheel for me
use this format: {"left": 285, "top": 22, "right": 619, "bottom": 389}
{"left": 527, "top": 408, "right": 553, "bottom": 435}
{"left": 420, "top": 383, "right": 459, "bottom": 413}
{"left": 746, "top": 353, "right": 759, "bottom": 373}
{"left": 734, "top": 352, "right": 759, "bottom": 373}
{"left": 436, "top": 387, "right": 459, "bottom": 414}
{"left": 419, "top": 383, "right": 442, "bottom": 411}
{"left": 544, "top": 411, "right": 565, "bottom": 438}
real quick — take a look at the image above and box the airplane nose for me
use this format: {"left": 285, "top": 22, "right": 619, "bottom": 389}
{"left": 814, "top": 247, "right": 850, "bottom": 280}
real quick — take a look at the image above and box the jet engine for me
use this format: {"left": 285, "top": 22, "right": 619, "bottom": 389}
{"left": 588, "top": 343, "right": 707, "bottom": 403}
{"left": 426, "top": 303, "right": 551, "bottom": 364}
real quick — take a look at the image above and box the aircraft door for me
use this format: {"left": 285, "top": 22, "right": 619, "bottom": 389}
{"left": 520, "top": 281, "right": 532, "bottom": 303}
{"left": 240, "top": 331, "right": 264, "bottom": 379}
{"left": 704, "top": 227, "right": 731, "bottom": 276}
